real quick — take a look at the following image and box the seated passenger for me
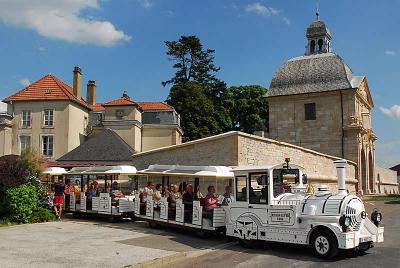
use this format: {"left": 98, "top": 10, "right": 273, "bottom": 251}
{"left": 111, "top": 181, "right": 124, "bottom": 198}
{"left": 153, "top": 184, "right": 162, "bottom": 209}
{"left": 74, "top": 179, "right": 81, "bottom": 202}
{"left": 143, "top": 181, "right": 155, "bottom": 202}
{"left": 195, "top": 185, "right": 204, "bottom": 200}
{"left": 167, "top": 184, "right": 181, "bottom": 208}
{"left": 204, "top": 185, "right": 219, "bottom": 210}
{"left": 221, "top": 186, "right": 234, "bottom": 205}
{"left": 182, "top": 184, "right": 194, "bottom": 209}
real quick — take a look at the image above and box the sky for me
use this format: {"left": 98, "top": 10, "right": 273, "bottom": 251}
{"left": 0, "top": 0, "right": 399, "bottom": 167}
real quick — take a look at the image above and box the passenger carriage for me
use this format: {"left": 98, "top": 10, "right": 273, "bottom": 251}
{"left": 63, "top": 165, "right": 137, "bottom": 220}
{"left": 226, "top": 159, "right": 384, "bottom": 259}
{"left": 134, "top": 165, "right": 234, "bottom": 233}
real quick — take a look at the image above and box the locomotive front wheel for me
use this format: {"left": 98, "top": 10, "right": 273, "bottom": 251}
{"left": 311, "top": 230, "right": 338, "bottom": 259}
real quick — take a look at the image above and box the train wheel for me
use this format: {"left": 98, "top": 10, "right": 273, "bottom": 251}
{"left": 311, "top": 230, "right": 338, "bottom": 259}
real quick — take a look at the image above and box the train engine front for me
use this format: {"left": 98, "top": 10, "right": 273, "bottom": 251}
{"left": 297, "top": 160, "right": 384, "bottom": 258}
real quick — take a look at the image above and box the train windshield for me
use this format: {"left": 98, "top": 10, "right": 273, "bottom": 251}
{"left": 272, "top": 168, "right": 300, "bottom": 197}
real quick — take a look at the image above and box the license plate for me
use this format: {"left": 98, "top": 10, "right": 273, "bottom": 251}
{"left": 359, "top": 237, "right": 372, "bottom": 243}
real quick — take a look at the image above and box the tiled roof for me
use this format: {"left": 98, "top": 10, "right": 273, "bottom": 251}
{"left": 3, "top": 74, "right": 90, "bottom": 109}
{"left": 137, "top": 101, "right": 173, "bottom": 111}
{"left": 91, "top": 103, "right": 105, "bottom": 112}
{"left": 102, "top": 97, "right": 138, "bottom": 106}
{"left": 266, "top": 53, "right": 356, "bottom": 97}
{"left": 306, "top": 20, "right": 331, "bottom": 38}
{"left": 57, "top": 129, "right": 135, "bottom": 163}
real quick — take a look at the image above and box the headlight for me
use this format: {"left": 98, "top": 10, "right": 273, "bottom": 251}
{"left": 360, "top": 211, "right": 366, "bottom": 219}
{"left": 371, "top": 209, "right": 382, "bottom": 226}
{"left": 339, "top": 215, "right": 351, "bottom": 228}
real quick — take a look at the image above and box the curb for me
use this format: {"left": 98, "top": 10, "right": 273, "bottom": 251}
{"left": 132, "top": 241, "right": 236, "bottom": 268}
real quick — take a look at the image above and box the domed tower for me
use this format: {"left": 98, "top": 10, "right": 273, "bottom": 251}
{"left": 265, "top": 14, "right": 377, "bottom": 195}
{"left": 305, "top": 12, "right": 331, "bottom": 55}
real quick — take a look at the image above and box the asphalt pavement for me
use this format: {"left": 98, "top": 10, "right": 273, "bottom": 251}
{"left": 0, "top": 200, "right": 398, "bottom": 268}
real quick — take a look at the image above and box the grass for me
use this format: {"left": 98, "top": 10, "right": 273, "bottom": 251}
{"left": 0, "top": 219, "right": 15, "bottom": 227}
{"left": 363, "top": 195, "right": 400, "bottom": 202}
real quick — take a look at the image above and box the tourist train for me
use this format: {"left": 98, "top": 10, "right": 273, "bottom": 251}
{"left": 43, "top": 159, "right": 384, "bottom": 259}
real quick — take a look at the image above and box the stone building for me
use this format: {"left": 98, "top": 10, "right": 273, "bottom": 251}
{"left": 131, "top": 131, "right": 359, "bottom": 194}
{"left": 1, "top": 66, "right": 182, "bottom": 161}
{"left": 265, "top": 15, "right": 382, "bottom": 194}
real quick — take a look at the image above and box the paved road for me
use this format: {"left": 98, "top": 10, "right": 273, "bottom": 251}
{"left": 0, "top": 200, "right": 398, "bottom": 268}
{"left": 0, "top": 218, "right": 229, "bottom": 268}
{"left": 169, "top": 200, "right": 400, "bottom": 268}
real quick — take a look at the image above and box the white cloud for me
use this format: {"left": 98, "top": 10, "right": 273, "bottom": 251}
{"left": 137, "top": 0, "right": 153, "bottom": 8}
{"left": 380, "top": 105, "right": 400, "bottom": 119}
{"left": 282, "top": 17, "right": 291, "bottom": 25}
{"left": 246, "top": 2, "right": 279, "bottom": 16}
{"left": 385, "top": 50, "right": 398, "bottom": 56}
{"left": 19, "top": 78, "right": 31, "bottom": 87}
{"left": 0, "top": 0, "right": 131, "bottom": 46}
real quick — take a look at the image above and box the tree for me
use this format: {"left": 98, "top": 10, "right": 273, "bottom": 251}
{"left": 162, "top": 35, "right": 220, "bottom": 86}
{"left": 229, "top": 85, "right": 268, "bottom": 134}
{"left": 0, "top": 148, "right": 44, "bottom": 202}
{"left": 167, "top": 82, "right": 223, "bottom": 141}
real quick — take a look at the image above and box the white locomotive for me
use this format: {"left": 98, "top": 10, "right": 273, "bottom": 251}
{"left": 226, "top": 159, "right": 384, "bottom": 259}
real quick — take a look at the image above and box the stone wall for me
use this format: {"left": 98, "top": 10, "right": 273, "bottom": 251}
{"left": 375, "top": 165, "right": 399, "bottom": 194}
{"left": 132, "top": 132, "right": 239, "bottom": 170}
{"left": 132, "top": 131, "right": 357, "bottom": 194}
{"left": 237, "top": 133, "right": 357, "bottom": 193}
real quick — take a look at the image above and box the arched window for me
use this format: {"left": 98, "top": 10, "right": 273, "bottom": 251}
{"left": 310, "top": 40, "right": 316, "bottom": 53}
{"left": 318, "top": 39, "right": 323, "bottom": 52}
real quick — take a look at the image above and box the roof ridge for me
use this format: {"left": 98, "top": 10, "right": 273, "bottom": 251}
{"left": 3, "top": 74, "right": 49, "bottom": 102}
{"left": 104, "top": 128, "right": 135, "bottom": 153}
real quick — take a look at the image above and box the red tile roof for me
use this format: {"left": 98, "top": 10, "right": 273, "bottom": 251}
{"left": 137, "top": 101, "right": 173, "bottom": 111}
{"left": 91, "top": 103, "right": 105, "bottom": 112}
{"left": 3, "top": 74, "right": 90, "bottom": 110}
{"left": 102, "top": 97, "right": 138, "bottom": 106}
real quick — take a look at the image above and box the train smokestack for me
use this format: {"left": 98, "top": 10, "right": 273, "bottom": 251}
{"left": 334, "top": 159, "right": 347, "bottom": 195}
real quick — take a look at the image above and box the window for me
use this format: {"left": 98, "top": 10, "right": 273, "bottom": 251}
{"left": 20, "top": 136, "right": 31, "bottom": 153}
{"left": 21, "top": 110, "right": 31, "bottom": 128}
{"left": 305, "top": 103, "right": 316, "bottom": 120}
{"left": 318, "top": 39, "right": 323, "bottom": 51}
{"left": 44, "top": 109, "right": 54, "bottom": 127}
{"left": 235, "top": 176, "right": 247, "bottom": 201}
{"left": 42, "top": 136, "right": 53, "bottom": 156}
{"left": 249, "top": 173, "right": 269, "bottom": 204}
{"left": 310, "top": 40, "right": 316, "bottom": 53}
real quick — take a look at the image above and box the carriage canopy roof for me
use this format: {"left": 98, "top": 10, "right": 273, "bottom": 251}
{"left": 232, "top": 163, "right": 305, "bottom": 173}
{"left": 66, "top": 165, "right": 137, "bottom": 175}
{"left": 139, "top": 164, "right": 234, "bottom": 178}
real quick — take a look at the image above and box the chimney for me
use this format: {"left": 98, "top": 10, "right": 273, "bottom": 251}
{"left": 73, "top": 66, "right": 82, "bottom": 99}
{"left": 334, "top": 159, "right": 347, "bottom": 195}
{"left": 86, "top": 80, "right": 96, "bottom": 105}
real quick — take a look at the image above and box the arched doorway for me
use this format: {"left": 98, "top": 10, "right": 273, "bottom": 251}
{"left": 368, "top": 151, "right": 374, "bottom": 193}
{"left": 361, "top": 148, "right": 367, "bottom": 194}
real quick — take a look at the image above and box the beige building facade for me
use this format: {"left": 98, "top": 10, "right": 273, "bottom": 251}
{"left": 1, "top": 67, "right": 183, "bottom": 162}
{"left": 2, "top": 71, "right": 90, "bottom": 161}
{"left": 264, "top": 16, "right": 397, "bottom": 194}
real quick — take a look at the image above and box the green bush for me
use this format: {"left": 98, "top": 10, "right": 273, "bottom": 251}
{"left": 30, "top": 207, "right": 56, "bottom": 223}
{"left": 5, "top": 184, "right": 39, "bottom": 223}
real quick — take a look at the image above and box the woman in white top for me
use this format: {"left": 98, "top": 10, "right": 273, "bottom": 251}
{"left": 153, "top": 184, "right": 162, "bottom": 209}
{"left": 142, "top": 181, "right": 155, "bottom": 202}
